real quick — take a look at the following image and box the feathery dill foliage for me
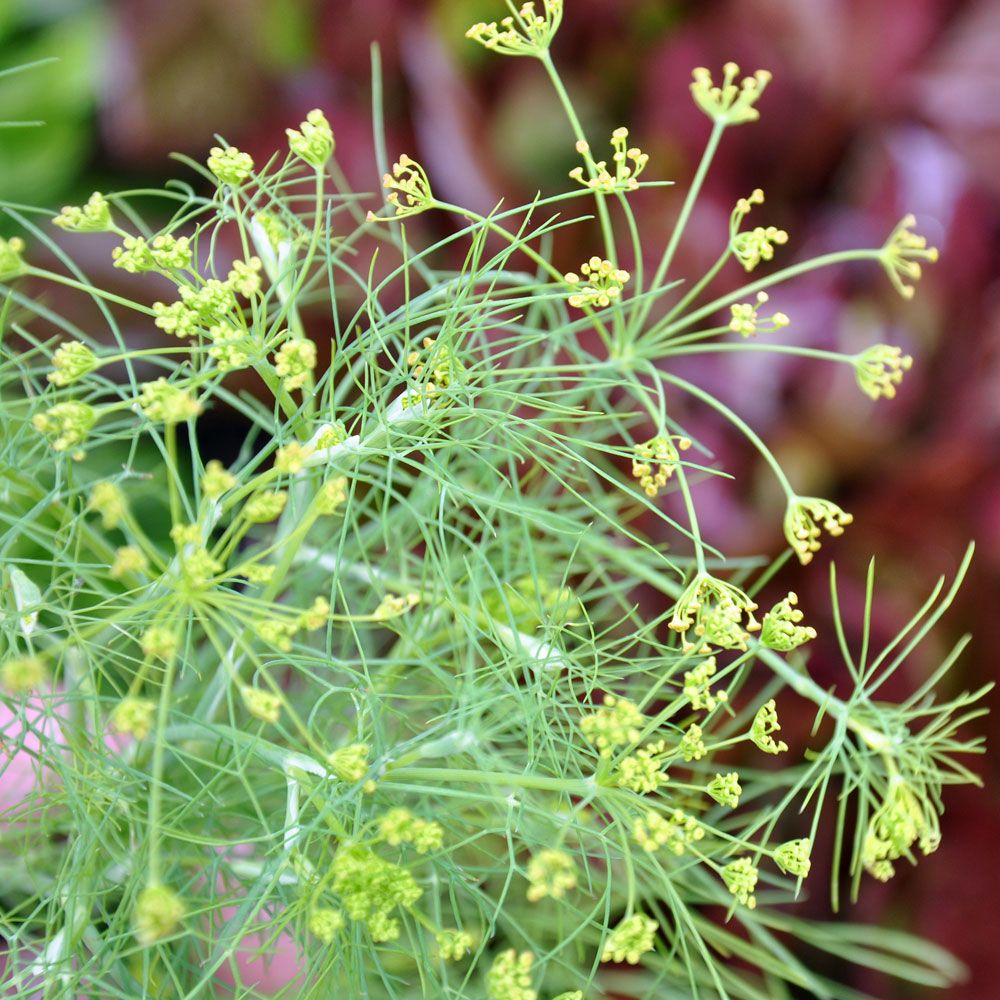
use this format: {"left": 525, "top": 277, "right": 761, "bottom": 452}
{"left": 0, "top": 3, "right": 988, "bottom": 998}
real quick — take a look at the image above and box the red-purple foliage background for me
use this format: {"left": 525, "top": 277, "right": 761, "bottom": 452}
{"left": 7, "top": 1, "right": 999, "bottom": 996}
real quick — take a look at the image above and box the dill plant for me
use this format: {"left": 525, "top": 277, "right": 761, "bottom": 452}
{"left": 0, "top": 2, "right": 989, "bottom": 997}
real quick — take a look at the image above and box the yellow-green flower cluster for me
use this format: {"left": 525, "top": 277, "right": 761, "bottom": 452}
{"left": 308, "top": 906, "right": 344, "bottom": 943}
{"left": 580, "top": 694, "right": 643, "bottom": 756}
{"left": 436, "top": 928, "right": 475, "bottom": 961}
{"left": 137, "top": 379, "right": 201, "bottom": 424}
{"left": 286, "top": 109, "right": 335, "bottom": 167}
{"left": 569, "top": 127, "right": 648, "bottom": 194}
{"left": 32, "top": 400, "right": 97, "bottom": 453}
{"left": 750, "top": 699, "right": 788, "bottom": 755}
{"left": 564, "top": 257, "right": 630, "bottom": 309}
{"left": 0, "top": 236, "right": 27, "bottom": 279}
{"left": 774, "top": 838, "right": 812, "bottom": 878}
{"left": 110, "top": 696, "right": 156, "bottom": 740}
{"left": 328, "top": 742, "right": 370, "bottom": 783}
{"left": 48, "top": 341, "right": 98, "bottom": 386}
{"left": 407, "top": 335, "right": 464, "bottom": 397}
{"left": 732, "top": 223, "right": 788, "bottom": 272}
{"left": 373, "top": 591, "right": 421, "bottom": 620}
{"left": 690, "top": 63, "right": 772, "bottom": 125}
{"left": 679, "top": 723, "right": 707, "bottom": 762}
{"left": 378, "top": 808, "right": 444, "bottom": 854}
{"left": 706, "top": 772, "right": 742, "bottom": 809}
{"left": 141, "top": 626, "right": 179, "bottom": 661}
{"left": 729, "top": 291, "right": 790, "bottom": 337}
{"left": 525, "top": 849, "right": 577, "bottom": 902}
{"left": 854, "top": 344, "right": 913, "bottom": 400}
{"left": 113, "top": 234, "right": 192, "bottom": 273}
{"left": 669, "top": 573, "right": 760, "bottom": 652}
{"left": 88, "top": 481, "right": 127, "bottom": 529}
{"left": 1, "top": 655, "right": 48, "bottom": 693}
{"left": 133, "top": 884, "right": 185, "bottom": 946}
{"left": 110, "top": 545, "right": 148, "bottom": 580}
{"left": 784, "top": 496, "right": 853, "bottom": 565}
{"left": 201, "top": 460, "right": 236, "bottom": 500}
{"left": 179, "top": 548, "right": 222, "bottom": 591}
{"left": 631, "top": 435, "right": 691, "bottom": 497}
{"left": 721, "top": 857, "right": 758, "bottom": 908}
{"left": 760, "top": 592, "right": 817, "bottom": 651}
{"left": 466, "top": 1, "right": 563, "bottom": 58}
{"left": 487, "top": 949, "right": 537, "bottom": 1000}
{"left": 330, "top": 846, "right": 422, "bottom": 942}
{"left": 378, "top": 154, "right": 434, "bottom": 219}
{"left": 207, "top": 146, "right": 254, "bottom": 186}
{"left": 601, "top": 913, "right": 658, "bottom": 965}
{"left": 683, "top": 656, "right": 727, "bottom": 711}
{"left": 616, "top": 740, "right": 668, "bottom": 793}
{"left": 240, "top": 686, "right": 282, "bottom": 723}
{"left": 632, "top": 808, "right": 704, "bottom": 855}
{"left": 53, "top": 192, "right": 114, "bottom": 233}
{"left": 243, "top": 490, "right": 288, "bottom": 523}
{"left": 880, "top": 215, "right": 938, "bottom": 299}
{"left": 862, "top": 779, "right": 938, "bottom": 882}
{"left": 273, "top": 337, "right": 317, "bottom": 391}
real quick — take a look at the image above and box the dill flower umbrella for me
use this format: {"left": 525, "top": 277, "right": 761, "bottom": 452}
{"left": 0, "top": 3, "right": 989, "bottom": 997}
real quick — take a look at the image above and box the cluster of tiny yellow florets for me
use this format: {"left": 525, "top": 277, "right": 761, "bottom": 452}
{"left": 616, "top": 740, "right": 669, "bottom": 793}
{"left": 774, "top": 838, "right": 812, "bottom": 878}
{"left": 706, "top": 771, "right": 742, "bottom": 808}
{"left": 525, "top": 848, "right": 578, "bottom": 902}
{"left": 601, "top": 913, "right": 658, "bottom": 965}
{"left": 378, "top": 155, "right": 434, "bottom": 219}
{"left": 721, "top": 857, "right": 759, "bottom": 908}
{"left": 207, "top": 146, "right": 255, "bottom": 186}
{"left": 725, "top": 188, "right": 789, "bottom": 272}
{"left": 32, "top": 400, "right": 97, "bottom": 455}
{"left": 327, "top": 742, "right": 371, "bottom": 783}
{"left": 134, "top": 884, "right": 186, "bottom": 946}
{"left": 570, "top": 127, "right": 649, "bottom": 194}
{"left": 631, "top": 435, "right": 691, "bottom": 497}
{"left": 308, "top": 906, "right": 345, "bottom": 944}
{"left": 407, "top": 336, "right": 464, "bottom": 400}
{"left": 783, "top": 496, "right": 853, "bottom": 565}
{"left": 466, "top": 1, "right": 563, "bottom": 58}
{"left": 273, "top": 337, "right": 317, "bottom": 391}
{"left": 0, "top": 654, "right": 48, "bottom": 693}
{"left": 564, "top": 257, "right": 630, "bottom": 309}
{"left": 48, "top": 340, "right": 98, "bottom": 386}
{"left": 862, "top": 779, "right": 938, "bottom": 882}
{"left": 110, "top": 696, "right": 156, "bottom": 739}
{"left": 240, "top": 685, "right": 283, "bottom": 723}
{"left": 113, "top": 233, "right": 193, "bottom": 274}
{"left": 378, "top": 808, "right": 445, "bottom": 854}
{"left": 669, "top": 573, "right": 760, "bottom": 652}
{"left": 0, "top": 236, "right": 26, "bottom": 280}
{"left": 760, "top": 592, "right": 817, "bottom": 651}
{"left": 436, "top": 928, "right": 476, "bottom": 961}
{"left": 750, "top": 699, "right": 788, "bottom": 755}
{"left": 729, "top": 291, "right": 790, "bottom": 337}
{"left": 286, "top": 109, "right": 335, "bottom": 167}
{"left": 137, "top": 378, "right": 201, "bottom": 424}
{"left": 109, "top": 545, "right": 148, "bottom": 580}
{"left": 690, "top": 63, "right": 772, "bottom": 125}
{"left": 632, "top": 808, "right": 704, "bottom": 855}
{"left": 880, "top": 214, "right": 938, "bottom": 299}
{"left": 330, "top": 845, "right": 422, "bottom": 942}
{"left": 580, "top": 694, "right": 643, "bottom": 756}
{"left": 53, "top": 192, "right": 114, "bottom": 233}
{"left": 854, "top": 344, "right": 913, "bottom": 400}
{"left": 683, "top": 656, "right": 728, "bottom": 711}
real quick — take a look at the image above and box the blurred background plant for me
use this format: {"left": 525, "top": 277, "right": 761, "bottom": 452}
{"left": 1, "top": 0, "right": 997, "bottom": 996}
